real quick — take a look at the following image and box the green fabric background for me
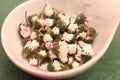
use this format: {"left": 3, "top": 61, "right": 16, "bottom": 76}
{"left": 0, "top": 0, "right": 120, "bottom": 80}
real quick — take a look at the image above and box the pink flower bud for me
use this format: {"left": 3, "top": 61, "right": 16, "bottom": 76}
{"left": 45, "top": 42, "right": 53, "bottom": 49}
{"left": 29, "top": 58, "right": 38, "bottom": 66}
{"left": 20, "top": 25, "right": 31, "bottom": 38}
{"left": 38, "top": 63, "right": 48, "bottom": 71}
{"left": 45, "top": 19, "right": 53, "bottom": 27}
{"left": 85, "top": 19, "right": 89, "bottom": 23}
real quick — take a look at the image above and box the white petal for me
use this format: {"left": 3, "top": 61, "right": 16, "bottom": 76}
{"left": 29, "top": 40, "right": 39, "bottom": 51}
{"left": 32, "top": 15, "right": 38, "bottom": 22}
{"left": 45, "top": 18, "right": 54, "bottom": 27}
{"left": 39, "top": 50, "right": 47, "bottom": 57}
{"left": 30, "top": 31, "right": 37, "bottom": 39}
{"left": 52, "top": 27, "right": 59, "bottom": 35}
{"left": 29, "top": 58, "right": 38, "bottom": 66}
{"left": 44, "top": 5, "right": 54, "bottom": 17}
{"left": 72, "top": 61, "right": 80, "bottom": 68}
{"left": 68, "top": 44, "right": 77, "bottom": 54}
{"left": 43, "top": 34, "right": 53, "bottom": 42}
{"left": 62, "top": 32, "right": 74, "bottom": 42}
{"left": 68, "top": 23, "right": 78, "bottom": 32}
{"left": 52, "top": 60, "right": 62, "bottom": 71}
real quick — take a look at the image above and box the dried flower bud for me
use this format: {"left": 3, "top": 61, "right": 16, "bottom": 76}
{"left": 20, "top": 25, "right": 31, "bottom": 38}
{"left": 45, "top": 42, "right": 53, "bottom": 49}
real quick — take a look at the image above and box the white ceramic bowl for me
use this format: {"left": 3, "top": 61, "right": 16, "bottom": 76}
{"left": 1, "top": 0, "right": 120, "bottom": 79}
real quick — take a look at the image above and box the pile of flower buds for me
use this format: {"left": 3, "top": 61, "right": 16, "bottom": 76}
{"left": 19, "top": 4, "right": 96, "bottom": 72}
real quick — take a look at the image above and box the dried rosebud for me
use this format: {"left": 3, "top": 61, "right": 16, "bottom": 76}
{"left": 38, "top": 63, "right": 48, "bottom": 71}
{"left": 31, "top": 15, "right": 38, "bottom": 23}
{"left": 43, "top": 34, "right": 53, "bottom": 42}
{"left": 68, "top": 23, "right": 78, "bottom": 33}
{"left": 29, "top": 58, "right": 38, "bottom": 66}
{"left": 52, "top": 27, "right": 60, "bottom": 35}
{"left": 45, "top": 42, "right": 53, "bottom": 49}
{"left": 20, "top": 24, "right": 31, "bottom": 38}
{"left": 45, "top": 18, "right": 54, "bottom": 27}
{"left": 85, "top": 19, "right": 89, "bottom": 23}
{"left": 44, "top": 5, "right": 54, "bottom": 17}
{"left": 62, "top": 32, "right": 74, "bottom": 42}
{"left": 30, "top": 31, "right": 37, "bottom": 39}
{"left": 75, "top": 13, "right": 87, "bottom": 25}
{"left": 37, "top": 19, "right": 46, "bottom": 27}
{"left": 38, "top": 50, "right": 47, "bottom": 57}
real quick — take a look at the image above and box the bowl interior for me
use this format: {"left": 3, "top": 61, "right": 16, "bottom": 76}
{"left": 1, "top": 0, "right": 120, "bottom": 79}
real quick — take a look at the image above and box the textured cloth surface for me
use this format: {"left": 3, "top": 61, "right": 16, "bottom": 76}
{"left": 0, "top": 0, "right": 120, "bottom": 80}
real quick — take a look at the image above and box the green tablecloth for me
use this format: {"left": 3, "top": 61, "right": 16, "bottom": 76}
{"left": 0, "top": 0, "right": 120, "bottom": 80}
